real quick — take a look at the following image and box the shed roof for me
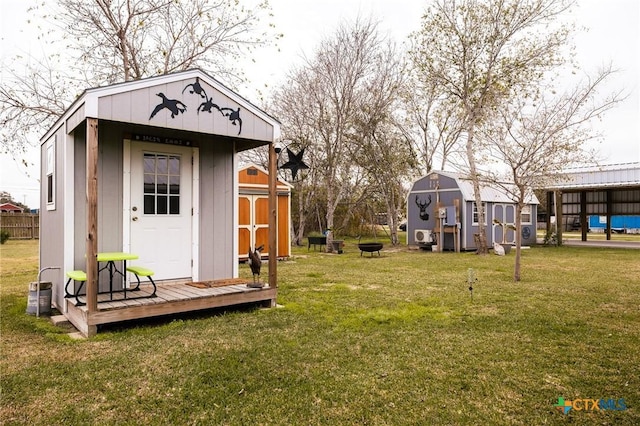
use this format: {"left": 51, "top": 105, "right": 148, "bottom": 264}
{"left": 544, "top": 162, "right": 640, "bottom": 190}
{"left": 419, "top": 171, "right": 538, "bottom": 204}
{"left": 0, "top": 203, "right": 24, "bottom": 212}
{"left": 41, "top": 68, "right": 280, "bottom": 150}
{"left": 238, "top": 163, "right": 293, "bottom": 191}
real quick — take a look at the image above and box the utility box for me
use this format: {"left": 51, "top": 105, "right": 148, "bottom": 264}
{"left": 26, "top": 282, "right": 52, "bottom": 315}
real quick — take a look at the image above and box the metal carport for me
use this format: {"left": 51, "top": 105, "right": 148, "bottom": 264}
{"left": 543, "top": 162, "right": 640, "bottom": 242}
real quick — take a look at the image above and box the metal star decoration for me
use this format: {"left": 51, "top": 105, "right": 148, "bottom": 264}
{"left": 279, "top": 147, "right": 309, "bottom": 181}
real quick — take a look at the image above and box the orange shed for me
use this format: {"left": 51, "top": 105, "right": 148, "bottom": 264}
{"left": 238, "top": 164, "right": 291, "bottom": 260}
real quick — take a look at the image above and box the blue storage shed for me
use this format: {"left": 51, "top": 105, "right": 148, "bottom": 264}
{"left": 407, "top": 171, "right": 539, "bottom": 251}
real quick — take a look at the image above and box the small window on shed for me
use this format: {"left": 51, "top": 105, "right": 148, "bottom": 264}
{"left": 472, "top": 202, "right": 487, "bottom": 225}
{"left": 521, "top": 205, "right": 532, "bottom": 224}
{"left": 46, "top": 137, "right": 56, "bottom": 210}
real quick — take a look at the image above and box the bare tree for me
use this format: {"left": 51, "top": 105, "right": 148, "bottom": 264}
{"left": 353, "top": 125, "right": 413, "bottom": 245}
{"left": 481, "top": 65, "right": 624, "bottom": 280}
{"left": 410, "top": 0, "right": 574, "bottom": 254}
{"left": 348, "top": 41, "right": 412, "bottom": 245}
{"left": 271, "top": 17, "right": 399, "bottom": 252}
{"left": 1, "top": 0, "right": 277, "bottom": 158}
{"left": 398, "top": 63, "right": 464, "bottom": 174}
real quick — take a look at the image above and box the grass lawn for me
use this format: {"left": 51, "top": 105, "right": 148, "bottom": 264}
{"left": 1, "top": 239, "right": 639, "bottom": 425}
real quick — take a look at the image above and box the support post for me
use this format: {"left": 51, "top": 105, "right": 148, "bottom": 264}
{"left": 580, "top": 190, "right": 588, "bottom": 241}
{"left": 454, "top": 198, "right": 460, "bottom": 252}
{"left": 86, "top": 118, "right": 99, "bottom": 313}
{"left": 268, "top": 143, "right": 277, "bottom": 289}
{"left": 606, "top": 189, "right": 612, "bottom": 241}
{"left": 556, "top": 190, "right": 563, "bottom": 246}
{"left": 546, "top": 191, "right": 553, "bottom": 237}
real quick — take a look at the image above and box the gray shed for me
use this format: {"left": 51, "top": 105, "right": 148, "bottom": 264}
{"left": 407, "top": 171, "right": 538, "bottom": 251}
{"left": 39, "top": 69, "right": 280, "bottom": 336}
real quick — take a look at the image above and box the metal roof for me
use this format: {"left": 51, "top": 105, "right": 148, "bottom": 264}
{"left": 430, "top": 171, "right": 538, "bottom": 204}
{"left": 545, "top": 163, "right": 640, "bottom": 190}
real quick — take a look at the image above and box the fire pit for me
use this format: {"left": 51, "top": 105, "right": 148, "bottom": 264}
{"left": 358, "top": 242, "right": 383, "bottom": 257}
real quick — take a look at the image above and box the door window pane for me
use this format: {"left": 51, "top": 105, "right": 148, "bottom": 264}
{"left": 144, "top": 195, "right": 155, "bottom": 214}
{"left": 169, "top": 176, "right": 180, "bottom": 194}
{"left": 157, "top": 195, "right": 168, "bottom": 214}
{"left": 142, "top": 153, "right": 181, "bottom": 215}
{"left": 157, "top": 174, "right": 168, "bottom": 194}
{"left": 169, "top": 196, "right": 180, "bottom": 214}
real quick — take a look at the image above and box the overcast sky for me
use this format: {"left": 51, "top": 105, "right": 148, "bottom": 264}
{"left": 1, "top": 0, "right": 639, "bottom": 208}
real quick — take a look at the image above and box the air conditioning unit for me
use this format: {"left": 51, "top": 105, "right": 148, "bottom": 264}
{"left": 414, "top": 229, "right": 432, "bottom": 244}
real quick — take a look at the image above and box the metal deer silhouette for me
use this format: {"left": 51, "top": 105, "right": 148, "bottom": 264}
{"left": 415, "top": 195, "right": 432, "bottom": 221}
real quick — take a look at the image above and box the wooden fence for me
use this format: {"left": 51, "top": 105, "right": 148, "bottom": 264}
{"left": 1, "top": 213, "right": 39, "bottom": 239}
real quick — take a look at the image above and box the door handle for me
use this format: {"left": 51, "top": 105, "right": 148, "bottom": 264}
{"left": 132, "top": 217, "right": 138, "bottom": 221}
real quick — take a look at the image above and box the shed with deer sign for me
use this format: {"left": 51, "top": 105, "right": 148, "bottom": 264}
{"left": 407, "top": 171, "right": 538, "bottom": 251}
{"left": 39, "top": 69, "right": 281, "bottom": 337}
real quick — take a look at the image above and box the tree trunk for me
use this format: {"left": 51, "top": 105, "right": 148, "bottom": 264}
{"left": 514, "top": 202, "right": 523, "bottom": 282}
{"left": 294, "top": 185, "right": 312, "bottom": 246}
{"left": 326, "top": 210, "right": 334, "bottom": 253}
{"left": 386, "top": 196, "right": 400, "bottom": 246}
{"left": 555, "top": 190, "right": 563, "bottom": 246}
{"left": 466, "top": 127, "right": 488, "bottom": 254}
{"left": 325, "top": 184, "right": 335, "bottom": 252}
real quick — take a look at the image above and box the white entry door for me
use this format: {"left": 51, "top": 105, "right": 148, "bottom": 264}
{"left": 129, "top": 142, "right": 193, "bottom": 281}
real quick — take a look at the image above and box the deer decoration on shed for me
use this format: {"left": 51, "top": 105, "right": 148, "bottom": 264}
{"left": 415, "top": 195, "right": 432, "bottom": 221}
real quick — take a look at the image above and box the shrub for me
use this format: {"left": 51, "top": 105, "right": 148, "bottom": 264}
{"left": 0, "top": 230, "right": 10, "bottom": 244}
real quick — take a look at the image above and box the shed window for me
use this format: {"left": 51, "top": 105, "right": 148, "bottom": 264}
{"left": 46, "top": 138, "right": 56, "bottom": 210}
{"left": 143, "top": 153, "right": 181, "bottom": 215}
{"left": 472, "top": 202, "right": 487, "bottom": 225}
{"left": 521, "top": 205, "right": 532, "bottom": 224}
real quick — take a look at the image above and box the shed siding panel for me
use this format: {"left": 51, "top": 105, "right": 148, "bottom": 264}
{"left": 212, "top": 144, "right": 234, "bottom": 278}
{"left": 130, "top": 87, "right": 151, "bottom": 124}
{"left": 109, "top": 92, "right": 133, "bottom": 123}
{"left": 98, "top": 124, "right": 124, "bottom": 258}
{"left": 95, "top": 76, "right": 273, "bottom": 142}
{"left": 73, "top": 129, "right": 87, "bottom": 270}
{"left": 199, "top": 139, "right": 234, "bottom": 280}
{"left": 40, "top": 129, "right": 66, "bottom": 308}
{"left": 71, "top": 123, "right": 125, "bottom": 293}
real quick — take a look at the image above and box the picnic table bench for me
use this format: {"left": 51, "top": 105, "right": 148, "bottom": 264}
{"left": 307, "top": 236, "right": 327, "bottom": 251}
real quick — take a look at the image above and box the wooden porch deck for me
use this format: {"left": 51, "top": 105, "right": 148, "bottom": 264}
{"left": 63, "top": 279, "right": 276, "bottom": 337}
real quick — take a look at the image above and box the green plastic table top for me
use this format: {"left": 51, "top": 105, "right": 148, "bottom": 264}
{"left": 96, "top": 252, "right": 139, "bottom": 262}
